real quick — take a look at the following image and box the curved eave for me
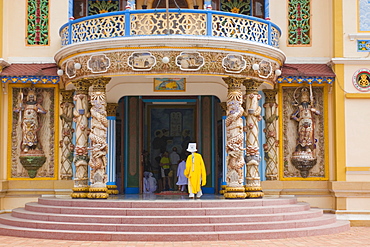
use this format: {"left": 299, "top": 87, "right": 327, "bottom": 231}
{"left": 54, "top": 35, "right": 286, "bottom": 65}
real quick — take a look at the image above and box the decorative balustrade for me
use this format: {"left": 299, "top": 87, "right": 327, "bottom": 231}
{"left": 60, "top": 9, "right": 281, "bottom": 48}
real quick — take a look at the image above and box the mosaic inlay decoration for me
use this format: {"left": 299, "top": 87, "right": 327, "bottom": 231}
{"left": 352, "top": 68, "right": 370, "bottom": 92}
{"left": 358, "top": 40, "right": 370, "bottom": 52}
{"left": 88, "top": 0, "right": 119, "bottom": 16}
{"left": 220, "top": 0, "right": 251, "bottom": 15}
{"left": 288, "top": 0, "right": 311, "bottom": 46}
{"left": 27, "top": 0, "right": 49, "bottom": 45}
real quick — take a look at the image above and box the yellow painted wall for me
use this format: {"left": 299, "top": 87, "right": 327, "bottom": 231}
{"left": 0, "top": 0, "right": 3, "bottom": 183}
{"left": 270, "top": 0, "right": 333, "bottom": 61}
{"left": 2, "top": 0, "right": 68, "bottom": 62}
{"left": 0, "top": 0, "right": 3, "bottom": 57}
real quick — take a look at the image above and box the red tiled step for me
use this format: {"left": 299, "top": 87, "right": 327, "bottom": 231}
{"left": 37, "top": 197, "right": 298, "bottom": 208}
{"left": 24, "top": 202, "right": 310, "bottom": 216}
{"left": 10, "top": 207, "right": 323, "bottom": 224}
{"left": 0, "top": 221, "right": 350, "bottom": 241}
{"left": 0, "top": 213, "right": 336, "bottom": 232}
{"left": 0, "top": 197, "right": 350, "bottom": 241}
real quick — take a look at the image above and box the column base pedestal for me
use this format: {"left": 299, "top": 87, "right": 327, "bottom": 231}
{"left": 87, "top": 187, "right": 109, "bottom": 199}
{"left": 71, "top": 187, "right": 89, "bottom": 199}
{"left": 245, "top": 186, "right": 264, "bottom": 198}
{"left": 107, "top": 185, "right": 119, "bottom": 195}
{"left": 224, "top": 186, "right": 247, "bottom": 199}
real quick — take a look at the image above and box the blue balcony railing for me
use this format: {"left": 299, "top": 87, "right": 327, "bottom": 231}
{"left": 60, "top": 9, "right": 281, "bottom": 48}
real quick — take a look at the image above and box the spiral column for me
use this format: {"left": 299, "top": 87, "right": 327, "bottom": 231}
{"left": 71, "top": 79, "right": 91, "bottom": 198}
{"left": 87, "top": 77, "right": 111, "bottom": 199}
{"left": 243, "top": 79, "right": 264, "bottom": 198}
{"left": 263, "top": 89, "right": 279, "bottom": 180}
{"left": 59, "top": 89, "right": 75, "bottom": 180}
{"left": 222, "top": 77, "right": 247, "bottom": 199}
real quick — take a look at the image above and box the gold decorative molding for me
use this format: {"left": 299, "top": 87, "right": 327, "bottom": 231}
{"left": 263, "top": 89, "right": 278, "bottom": 103}
{"left": 243, "top": 79, "right": 263, "bottom": 94}
{"left": 72, "top": 79, "right": 91, "bottom": 94}
{"left": 60, "top": 89, "right": 75, "bottom": 103}
{"left": 91, "top": 77, "right": 111, "bottom": 92}
{"left": 106, "top": 103, "right": 119, "bottom": 117}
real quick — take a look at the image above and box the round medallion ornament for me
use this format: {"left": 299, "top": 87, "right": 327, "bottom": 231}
{"left": 353, "top": 68, "right": 370, "bottom": 92}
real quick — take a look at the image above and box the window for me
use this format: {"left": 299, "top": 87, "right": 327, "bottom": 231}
{"left": 359, "top": 0, "right": 370, "bottom": 31}
{"left": 219, "top": 0, "right": 265, "bottom": 18}
{"left": 73, "top": 0, "right": 127, "bottom": 19}
{"left": 288, "top": 0, "right": 311, "bottom": 46}
{"left": 152, "top": 0, "right": 189, "bottom": 9}
{"left": 27, "top": 0, "right": 49, "bottom": 45}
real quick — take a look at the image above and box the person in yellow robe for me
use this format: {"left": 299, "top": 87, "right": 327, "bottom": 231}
{"left": 184, "top": 143, "right": 206, "bottom": 199}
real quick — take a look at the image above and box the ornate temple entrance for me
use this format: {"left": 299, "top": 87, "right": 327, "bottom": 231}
{"left": 116, "top": 96, "right": 223, "bottom": 194}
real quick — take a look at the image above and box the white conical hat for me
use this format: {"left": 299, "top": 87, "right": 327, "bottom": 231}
{"left": 187, "top": 143, "right": 197, "bottom": 152}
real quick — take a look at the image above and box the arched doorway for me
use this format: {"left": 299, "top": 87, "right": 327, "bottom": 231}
{"left": 116, "top": 96, "right": 223, "bottom": 194}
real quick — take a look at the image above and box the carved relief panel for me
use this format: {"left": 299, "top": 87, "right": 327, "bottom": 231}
{"left": 10, "top": 86, "right": 57, "bottom": 179}
{"left": 281, "top": 86, "right": 326, "bottom": 179}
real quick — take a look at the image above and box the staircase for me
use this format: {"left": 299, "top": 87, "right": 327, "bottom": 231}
{"left": 0, "top": 196, "right": 350, "bottom": 241}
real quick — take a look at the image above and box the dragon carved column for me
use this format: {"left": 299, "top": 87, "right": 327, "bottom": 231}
{"left": 243, "top": 79, "right": 264, "bottom": 198}
{"left": 87, "top": 77, "right": 111, "bottom": 199}
{"left": 262, "top": 89, "right": 279, "bottom": 180}
{"left": 59, "top": 89, "right": 75, "bottom": 180}
{"left": 222, "top": 77, "right": 247, "bottom": 199}
{"left": 71, "top": 79, "right": 91, "bottom": 199}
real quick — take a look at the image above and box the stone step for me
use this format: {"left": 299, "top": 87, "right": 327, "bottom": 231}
{"left": 24, "top": 202, "right": 311, "bottom": 216}
{"left": 0, "top": 196, "right": 350, "bottom": 241}
{"left": 0, "top": 220, "right": 350, "bottom": 241}
{"left": 37, "top": 197, "right": 298, "bottom": 208}
{"left": 10, "top": 207, "right": 323, "bottom": 224}
{"left": 0, "top": 213, "right": 336, "bottom": 232}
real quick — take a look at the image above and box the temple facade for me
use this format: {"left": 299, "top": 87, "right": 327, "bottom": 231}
{"left": 0, "top": 0, "right": 369, "bottom": 223}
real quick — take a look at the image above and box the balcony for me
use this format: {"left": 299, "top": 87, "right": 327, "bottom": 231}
{"left": 55, "top": 9, "right": 285, "bottom": 87}
{"left": 60, "top": 9, "right": 281, "bottom": 48}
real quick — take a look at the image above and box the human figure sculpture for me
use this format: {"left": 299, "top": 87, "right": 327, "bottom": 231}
{"left": 291, "top": 87, "right": 320, "bottom": 153}
{"left": 14, "top": 89, "right": 47, "bottom": 153}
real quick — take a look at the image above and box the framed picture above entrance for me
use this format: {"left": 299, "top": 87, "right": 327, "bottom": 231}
{"left": 154, "top": 78, "right": 186, "bottom": 92}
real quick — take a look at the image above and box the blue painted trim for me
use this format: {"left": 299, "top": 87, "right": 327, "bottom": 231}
{"left": 202, "top": 187, "right": 215, "bottom": 194}
{"left": 67, "top": 21, "right": 72, "bottom": 45}
{"left": 59, "top": 9, "right": 281, "bottom": 45}
{"left": 222, "top": 116, "right": 227, "bottom": 185}
{"left": 124, "top": 10, "right": 131, "bottom": 36}
{"left": 277, "top": 76, "right": 335, "bottom": 85}
{"left": 125, "top": 187, "right": 140, "bottom": 194}
{"left": 211, "top": 97, "right": 215, "bottom": 188}
{"left": 124, "top": 97, "right": 129, "bottom": 189}
{"left": 106, "top": 182, "right": 115, "bottom": 185}
{"left": 107, "top": 116, "right": 116, "bottom": 120}
{"left": 69, "top": 0, "right": 73, "bottom": 20}
{"left": 268, "top": 22, "right": 272, "bottom": 46}
{"left": 258, "top": 91, "right": 266, "bottom": 181}
{"left": 207, "top": 11, "right": 213, "bottom": 36}
{"left": 265, "top": 0, "right": 270, "bottom": 19}
{"left": 1, "top": 76, "right": 60, "bottom": 84}
{"left": 60, "top": 9, "right": 281, "bottom": 31}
